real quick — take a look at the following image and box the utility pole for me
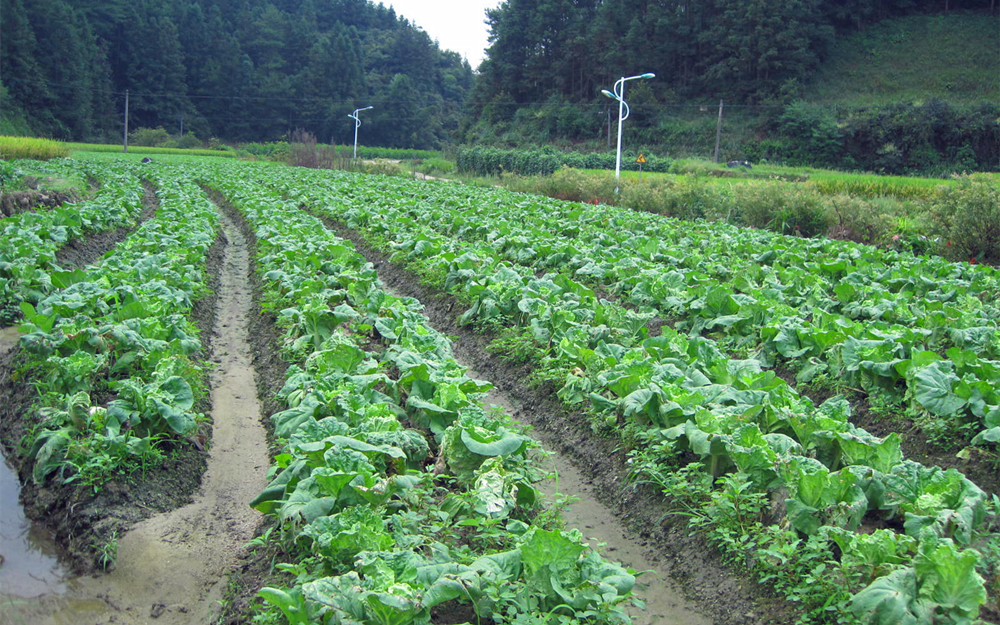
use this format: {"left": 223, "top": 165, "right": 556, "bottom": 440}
{"left": 179, "top": 114, "right": 184, "bottom": 137}
{"left": 123, "top": 90, "right": 130, "bottom": 153}
{"left": 607, "top": 109, "right": 612, "bottom": 150}
{"left": 713, "top": 100, "right": 724, "bottom": 164}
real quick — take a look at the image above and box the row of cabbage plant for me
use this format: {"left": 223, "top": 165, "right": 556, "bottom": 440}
{"left": 208, "top": 164, "right": 640, "bottom": 625}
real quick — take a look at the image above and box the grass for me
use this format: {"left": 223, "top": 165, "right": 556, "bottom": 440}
{"left": 65, "top": 142, "right": 236, "bottom": 158}
{"left": 807, "top": 13, "right": 1000, "bottom": 106}
{"left": 580, "top": 159, "right": 956, "bottom": 201}
{"left": 0, "top": 136, "right": 70, "bottom": 160}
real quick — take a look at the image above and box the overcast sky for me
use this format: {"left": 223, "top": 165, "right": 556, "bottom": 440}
{"left": 384, "top": 0, "right": 501, "bottom": 69}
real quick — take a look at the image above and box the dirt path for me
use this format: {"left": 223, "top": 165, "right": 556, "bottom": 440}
{"left": 0, "top": 207, "right": 270, "bottom": 624}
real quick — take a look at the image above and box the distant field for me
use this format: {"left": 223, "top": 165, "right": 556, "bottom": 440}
{"left": 65, "top": 142, "right": 236, "bottom": 158}
{"left": 807, "top": 13, "right": 1000, "bottom": 105}
{"left": 579, "top": 161, "right": 955, "bottom": 201}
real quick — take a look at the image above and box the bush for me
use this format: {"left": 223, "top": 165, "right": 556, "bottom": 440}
{"left": 457, "top": 146, "right": 672, "bottom": 177}
{"left": 934, "top": 177, "right": 1000, "bottom": 265}
{"left": 128, "top": 127, "right": 170, "bottom": 147}
{"left": 418, "top": 157, "right": 455, "bottom": 175}
{"left": 174, "top": 132, "right": 203, "bottom": 149}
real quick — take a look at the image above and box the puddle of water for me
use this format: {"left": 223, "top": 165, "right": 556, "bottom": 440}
{"left": 0, "top": 325, "right": 71, "bottom": 598}
{"left": 0, "top": 455, "right": 71, "bottom": 597}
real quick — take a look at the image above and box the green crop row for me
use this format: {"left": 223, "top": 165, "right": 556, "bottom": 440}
{"left": 321, "top": 175, "right": 1000, "bottom": 450}
{"left": 14, "top": 167, "right": 217, "bottom": 505}
{"left": 0, "top": 160, "right": 147, "bottom": 323}
{"left": 65, "top": 142, "right": 236, "bottom": 158}
{"left": 262, "top": 165, "right": 996, "bottom": 624}
{"left": 203, "top": 162, "right": 640, "bottom": 625}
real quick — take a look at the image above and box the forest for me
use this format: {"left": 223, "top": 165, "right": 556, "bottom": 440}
{"left": 0, "top": 0, "right": 474, "bottom": 147}
{"left": 1, "top": 0, "right": 997, "bottom": 171}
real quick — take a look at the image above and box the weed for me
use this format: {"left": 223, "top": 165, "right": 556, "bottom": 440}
{"left": 93, "top": 530, "right": 119, "bottom": 571}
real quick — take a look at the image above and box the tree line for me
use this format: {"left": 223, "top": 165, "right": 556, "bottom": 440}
{"left": 0, "top": 0, "right": 473, "bottom": 148}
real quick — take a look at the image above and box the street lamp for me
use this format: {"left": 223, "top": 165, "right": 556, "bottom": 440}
{"left": 601, "top": 72, "right": 655, "bottom": 193}
{"left": 347, "top": 106, "right": 373, "bottom": 159}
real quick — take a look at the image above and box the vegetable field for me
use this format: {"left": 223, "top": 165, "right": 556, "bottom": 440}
{"left": 1, "top": 156, "right": 998, "bottom": 625}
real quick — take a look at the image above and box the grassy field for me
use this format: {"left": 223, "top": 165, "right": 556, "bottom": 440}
{"left": 65, "top": 142, "right": 236, "bottom": 158}
{"left": 580, "top": 159, "right": 956, "bottom": 201}
{"left": 806, "top": 13, "right": 1000, "bottom": 106}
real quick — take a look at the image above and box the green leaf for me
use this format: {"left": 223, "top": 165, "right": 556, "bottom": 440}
{"left": 159, "top": 376, "right": 194, "bottom": 411}
{"left": 460, "top": 427, "right": 527, "bottom": 457}
{"left": 520, "top": 529, "right": 585, "bottom": 575}
{"left": 912, "top": 361, "right": 966, "bottom": 416}
{"left": 850, "top": 568, "right": 931, "bottom": 625}
{"left": 915, "top": 539, "right": 987, "bottom": 617}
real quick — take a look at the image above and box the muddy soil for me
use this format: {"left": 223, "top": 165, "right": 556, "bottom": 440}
{"left": 0, "top": 189, "right": 78, "bottom": 219}
{"left": 0, "top": 203, "right": 270, "bottom": 624}
{"left": 54, "top": 180, "right": 159, "bottom": 271}
{"left": 317, "top": 217, "right": 792, "bottom": 625}
{"left": 0, "top": 182, "right": 205, "bottom": 573}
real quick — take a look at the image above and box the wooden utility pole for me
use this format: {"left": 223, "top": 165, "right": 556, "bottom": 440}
{"left": 607, "top": 109, "right": 612, "bottom": 150}
{"left": 713, "top": 100, "right": 724, "bottom": 163}
{"left": 123, "top": 90, "right": 130, "bottom": 153}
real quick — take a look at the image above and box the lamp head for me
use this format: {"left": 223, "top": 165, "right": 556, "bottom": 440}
{"left": 601, "top": 89, "right": 616, "bottom": 99}
{"left": 641, "top": 72, "right": 656, "bottom": 79}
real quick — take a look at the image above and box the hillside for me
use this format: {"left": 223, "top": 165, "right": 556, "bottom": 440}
{"left": 807, "top": 12, "right": 1000, "bottom": 106}
{"left": 0, "top": 0, "right": 473, "bottom": 148}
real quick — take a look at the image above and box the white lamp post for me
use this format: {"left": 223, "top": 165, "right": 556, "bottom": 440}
{"left": 601, "top": 73, "right": 654, "bottom": 193}
{"left": 347, "top": 106, "right": 373, "bottom": 159}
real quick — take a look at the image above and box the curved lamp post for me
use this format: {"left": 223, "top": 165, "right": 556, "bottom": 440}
{"left": 347, "top": 106, "right": 373, "bottom": 159}
{"left": 601, "top": 73, "right": 654, "bottom": 193}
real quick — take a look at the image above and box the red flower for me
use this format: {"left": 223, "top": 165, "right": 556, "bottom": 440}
{"left": 971, "top": 258, "right": 977, "bottom": 265}
{"left": 947, "top": 240, "right": 952, "bottom": 247}
{"left": 591, "top": 198, "right": 599, "bottom": 205}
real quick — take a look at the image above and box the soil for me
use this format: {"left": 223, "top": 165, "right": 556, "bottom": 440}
{"left": 204, "top": 186, "right": 292, "bottom": 625}
{"left": 0, "top": 198, "right": 271, "bottom": 624}
{"left": 0, "top": 189, "right": 78, "bottom": 219}
{"left": 54, "top": 180, "right": 159, "bottom": 271}
{"left": 313, "top": 215, "right": 795, "bottom": 625}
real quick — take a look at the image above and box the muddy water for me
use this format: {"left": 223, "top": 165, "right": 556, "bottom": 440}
{"left": 461, "top": 369, "right": 712, "bottom": 625}
{"left": 0, "top": 325, "right": 72, "bottom": 600}
{"left": 0, "top": 211, "right": 271, "bottom": 624}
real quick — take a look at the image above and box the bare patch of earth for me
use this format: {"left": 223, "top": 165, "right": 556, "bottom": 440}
{"left": 0, "top": 189, "right": 78, "bottom": 219}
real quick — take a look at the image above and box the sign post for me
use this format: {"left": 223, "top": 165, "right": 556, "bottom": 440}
{"left": 636, "top": 153, "right": 646, "bottom": 183}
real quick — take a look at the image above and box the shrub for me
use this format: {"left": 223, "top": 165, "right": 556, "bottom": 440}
{"left": 418, "top": 157, "right": 455, "bottom": 175}
{"left": 457, "top": 146, "right": 671, "bottom": 177}
{"left": 174, "top": 132, "right": 203, "bottom": 149}
{"left": 128, "top": 127, "right": 170, "bottom": 147}
{"left": 934, "top": 177, "right": 1000, "bottom": 265}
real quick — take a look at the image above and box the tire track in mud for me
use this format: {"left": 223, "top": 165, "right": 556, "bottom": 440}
{"left": 308, "top": 213, "right": 761, "bottom": 625}
{"left": 0, "top": 199, "right": 271, "bottom": 624}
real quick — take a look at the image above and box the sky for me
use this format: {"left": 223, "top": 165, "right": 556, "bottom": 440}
{"left": 384, "top": 0, "right": 501, "bottom": 69}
